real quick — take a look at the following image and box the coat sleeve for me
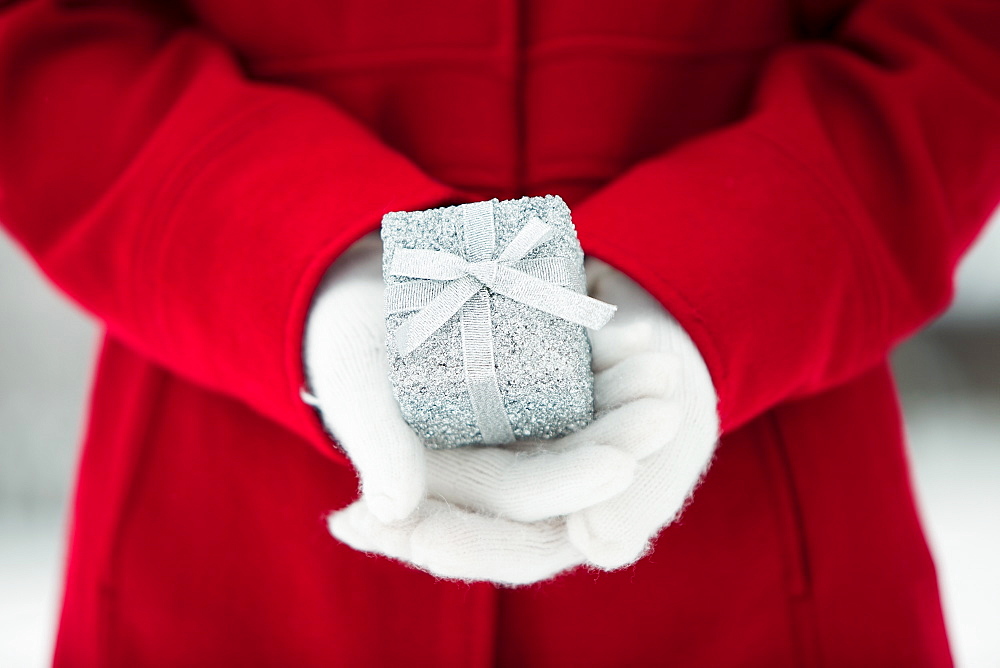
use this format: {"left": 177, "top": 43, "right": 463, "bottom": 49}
{"left": 571, "top": 0, "right": 1000, "bottom": 433}
{"left": 0, "top": 0, "right": 470, "bottom": 459}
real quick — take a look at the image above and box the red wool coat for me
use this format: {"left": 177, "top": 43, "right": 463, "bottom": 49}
{"left": 2, "top": 0, "right": 999, "bottom": 665}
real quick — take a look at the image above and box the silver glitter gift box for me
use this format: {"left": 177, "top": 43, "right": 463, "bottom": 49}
{"left": 381, "top": 195, "right": 616, "bottom": 448}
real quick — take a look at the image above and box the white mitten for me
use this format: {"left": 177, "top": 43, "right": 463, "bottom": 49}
{"left": 303, "top": 234, "right": 637, "bottom": 528}
{"left": 302, "top": 233, "right": 425, "bottom": 522}
{"left": 564, "top": 258, "right": 720, "bottom": 569}
{"left": 325, "top": 254, "right": 720, "bottom": 584}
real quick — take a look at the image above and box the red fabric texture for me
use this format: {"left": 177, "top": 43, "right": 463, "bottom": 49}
{"left": 1, "top": 0, "right": 997, "bottom": 665}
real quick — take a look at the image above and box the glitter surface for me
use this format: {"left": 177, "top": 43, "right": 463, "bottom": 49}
{"left": 382, "top": 195, "right": 595, "bottom": 448}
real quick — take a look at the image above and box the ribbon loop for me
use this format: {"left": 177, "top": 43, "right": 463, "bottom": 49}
{"left": 390, "top": 248, "right": 469, "bottom": 281}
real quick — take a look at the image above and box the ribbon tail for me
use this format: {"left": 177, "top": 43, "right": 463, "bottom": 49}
{"left": 514, "top": 257, "right": 586, "bottom": 292}
{"left": 491, "top": 266, "right": 617, "bottom": 330}
{"left": 460, "top": 290, "right": 516, "bottom": 444}
{"left": 394, "top": 276, "right": 482, "bottom": 356}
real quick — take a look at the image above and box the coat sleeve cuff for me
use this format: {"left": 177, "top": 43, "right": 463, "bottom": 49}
{"left": 572, "top": 128, "right": 883, "bottom": 433}
{"left": 283, "top": 188, "right": 475, "bottom": 464}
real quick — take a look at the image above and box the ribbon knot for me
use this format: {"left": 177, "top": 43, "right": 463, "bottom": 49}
{"left": 385, "top": 199, "right": 616, "bottom": 444}
{"left": 466, "top": 260, "right": 499, "bottom": 287}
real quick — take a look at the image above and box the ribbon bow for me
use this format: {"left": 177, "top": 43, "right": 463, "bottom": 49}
{"left": 386, "top": 199, "right": 616, "bottom": 444}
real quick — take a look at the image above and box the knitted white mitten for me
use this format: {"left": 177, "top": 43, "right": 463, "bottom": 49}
{"left": 323, "top": 253, "right": 720, "bottom": 584}
{"left": 565, "top": 259, "right": 720, "bottom": 569}
{"left": 303, "top": 234, "right": 636, "bottom": 528}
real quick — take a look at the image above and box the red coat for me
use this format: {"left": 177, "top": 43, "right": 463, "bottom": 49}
{"left": 2, "top": 0, "right": 998, "bottom": 665}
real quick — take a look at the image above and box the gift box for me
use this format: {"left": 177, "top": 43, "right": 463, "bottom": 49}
{"left": 381, "top": 195, "right": 616, "bottom": 448}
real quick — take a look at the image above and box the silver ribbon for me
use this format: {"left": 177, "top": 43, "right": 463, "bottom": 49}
{"left": 387, "top": 200, "right": 617, "bottom": 444}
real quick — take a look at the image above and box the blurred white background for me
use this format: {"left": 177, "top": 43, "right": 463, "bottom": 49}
{"left": 1, "top": 215, "right": 998, "bottom": 667}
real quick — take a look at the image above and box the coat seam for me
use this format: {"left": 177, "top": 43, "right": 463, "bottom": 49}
{"left": 248, "top": 35, "right": 780, "bottom": 74}
{"left": 97, "top": 362, "right": 170, "bottom": 667}
{"left": 763, "top": 410, "right": 824, "bottom": 668}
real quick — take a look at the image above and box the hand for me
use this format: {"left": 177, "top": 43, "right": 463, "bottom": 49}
{"left": 303, "top": 234, "right": 637, "bottom": 536}
{"left": 322, "top": 251, "right": 720, "bottom": 584}
{"left": 564, "top": 259, "right": 720, "bottom": 569}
